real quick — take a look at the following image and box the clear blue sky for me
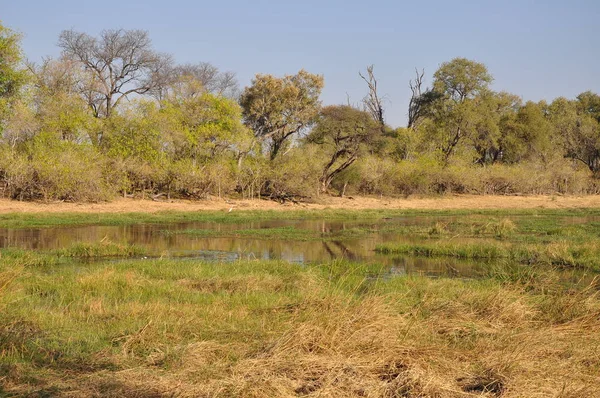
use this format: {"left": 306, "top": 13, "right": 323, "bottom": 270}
{"left": 2, "top": 0, "right": 599, "bottom": 127}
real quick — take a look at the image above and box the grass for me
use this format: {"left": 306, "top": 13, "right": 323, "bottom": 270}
{"left": 1, "top": 209, "right": 600, "bottom": 396}
{"left": 375, "top": 215, "right": 600, "bottom": 270}
{"left": 1, "top": 251, "right": 599, "bottom": 397}
{"left": 160, "top": 225, "right": 380, "bottom": 241}
{"left": 2, "top": 207, "right": 600, "bottom": 229}
{"left": 54, "top": 241, "right": 147, "bottom": 258}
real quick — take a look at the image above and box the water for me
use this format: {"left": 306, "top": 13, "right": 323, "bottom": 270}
{"left": 0, "top": 216, "right": 593, "bottom": 278}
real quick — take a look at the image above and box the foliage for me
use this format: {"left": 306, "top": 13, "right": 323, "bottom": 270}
{"left": 240, "top": 69, "right": 324, "bottom": 160}
{"left": 308, "top": 105, "right": 381, "bottom": 192}
{"left": 0, "top": 22, "right": 28, "bottom": 130}
{"left": 0, "top": 24, "right": 599, "bottom": 202}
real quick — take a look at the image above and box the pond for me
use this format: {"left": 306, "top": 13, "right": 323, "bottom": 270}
{"left": 1, "top": 214, "right": 597, "bottom": 278}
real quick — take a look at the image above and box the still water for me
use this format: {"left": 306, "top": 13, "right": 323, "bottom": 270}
{"left": 0, "top": 216, "right": 587, "bottom": 278}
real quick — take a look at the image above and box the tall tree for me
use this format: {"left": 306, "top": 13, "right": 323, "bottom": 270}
{"left": 240, "top": 70, "right": 323, "bottom": 160}
{"left": 0, "top": 22, "right": 28, "bottom": 130}
{"left": 308, "top": 105, "right": 381, "bottom": 192}
{"left": 421, "top": 58, "right": 493, "bottom": 163}
{"left": 432, "top": 58, "right": 492, "bottom": 103}
{"left": 161, "top": 91, "right": 252, "bottom": 163}
{"left": 58, "top": 29, "right": 172, "bottom": 119}
{"left": 550, "top": 96, "right": 600, "bottom": 173}
{"left": 500, "top": 100, "right": 554, "bottom": 164}
{"left": 471, "top": 91, "right": 521, "bottom": 164}
{"left": 577, "top": 91, "right": 600, "bottom": 123}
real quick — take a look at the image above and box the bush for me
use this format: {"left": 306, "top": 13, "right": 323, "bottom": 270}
{"left": 0, "top": 140, "right": 112, "bottom": 202}
{"left": 263, "top": 147, "right": 322, "bottom": 200}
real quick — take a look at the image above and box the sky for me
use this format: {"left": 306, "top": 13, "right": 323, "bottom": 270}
{"left": 2, "top": 0, "right": 599, "bottom": 127}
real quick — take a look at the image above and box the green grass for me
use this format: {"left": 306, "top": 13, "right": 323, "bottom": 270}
{"left": 54, "top": 241, "right": 147, "bottom": 258}
{"left": 376, "top": 240, "right": 600, "bottom": 270}
{"left": 2, "top": 207, "right": 600, "bottom": 229}
{"left": 161, "top": 225, "right": 380, "bottom": 241}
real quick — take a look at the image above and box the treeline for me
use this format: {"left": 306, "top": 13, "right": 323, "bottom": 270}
{"left": 1, "top": 23, "right": 599, "bottom": 202}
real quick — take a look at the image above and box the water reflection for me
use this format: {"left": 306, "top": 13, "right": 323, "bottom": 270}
{"left": 0, "top": 216, "right": 592, "bottom": 278}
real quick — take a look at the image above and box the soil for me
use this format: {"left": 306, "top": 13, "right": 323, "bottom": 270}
{"left": 0, "top": 194, "right": 599, "bottom": 214}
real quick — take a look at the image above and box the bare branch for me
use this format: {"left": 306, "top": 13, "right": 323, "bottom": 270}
{"left": 408, "top": 68, "right": 425, "bottom": 129}
{"left": 58, "top": 28, "right": 172, "bottom": 118}
{"left": 359, "top": 65, "right": 385, "bottom": 127}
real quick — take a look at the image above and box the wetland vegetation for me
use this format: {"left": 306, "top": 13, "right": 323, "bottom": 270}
{"left": 1, "top": 209, "right": 600, "bottom": 396}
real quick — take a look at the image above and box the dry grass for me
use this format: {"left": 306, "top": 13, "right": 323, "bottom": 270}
{"left": 1, "top": 194, "right": 600, "bottom": 215}
{"left": 1, "top": 255, "right": 600, "bottom": 397}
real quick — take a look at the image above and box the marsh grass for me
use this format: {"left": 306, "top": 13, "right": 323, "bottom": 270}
{"left": 55, "top": 241, "right": 147, "bottom": 258}
{"left": 376, "top": 240, "right": 600, "bottom": 270}
{"left": 161, "top": 225, "right": 382, "bottom": 242}
{"left": 2, "top": 208, "right": 600, "bottom": 229}
{"left": 1, "top": 210, "right": 600, "bottom": 396}
{"left": 1, "top": 250, "right": 599, "bottom": 397}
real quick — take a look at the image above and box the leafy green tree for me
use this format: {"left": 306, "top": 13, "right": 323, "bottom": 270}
{"left": 471, "top": 91, "right": 521, "bottom": 164}
{"left": 550, "top": 97, "right": 600, "bottom": 172}
{"left": 576, "top": 91, "right": 600, "bottom": 122}
{"left": 240, "top": 70, "right": 323, "bottom": 160}
{"left": 500, "top": 101, "right": 554, "bottom": 163}
{"left": 432, "top": 58, "right": 492, "bottom": 102}
{"left": 0, "top": 22, "right": 28, "bottom": 130}
{"left": 103, "top": 100, "right": 165, "bottom": 163}
{"left": 308, "top": 105, "right": 381, "bottom": 192}
{"left": 161, "top": 90, "right": 253, "bottom": 163}
{"left": 419, "top": 58, "right": 493, "bottom": 164}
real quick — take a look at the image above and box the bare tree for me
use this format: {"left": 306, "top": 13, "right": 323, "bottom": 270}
{"left": 177, "top": 63, "right": 239, "bottom": 97}
{"left": 58, "top": 29, "right": 172, "bottom": 118}
{"left": 359, "top": 65, "right": 384, "bottom": 127}
{"left": 151, "top": 62, "right": 239, "bottom": 101}
{"left": 407, "top": 68, "right": 425, "bottom": 130}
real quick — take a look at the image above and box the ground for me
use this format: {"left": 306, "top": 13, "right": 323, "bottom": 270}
{"left": 0, "top": 194, "right": 599, "bottom": 214}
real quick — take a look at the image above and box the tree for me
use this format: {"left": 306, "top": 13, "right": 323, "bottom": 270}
{"left": 471, "top": 91, "right": 521, "bottom": 164}
{"left": 550, "top": 96, "right": 600, "bottom": 173}
{"left": 0, "top": 22, "right": 28, "bottom": 129}
{"left": 151, "top": 62, "right": 239, "bottom": 101}
{"left": 407, "top": 68, "right": 425, "bottom": 130}
{"left": 161, "top": 91, "right": 252, "bottom": 163}
{"left": 577, "top": 91, "right": 600, "bottom": 123}
{"left": 240, "top": 70, "right": 323, "bottom": 160}
{"left": 58, "top": 29, "right": 172, "bottom": 119}
{"left": 308, "top": 105, "right": 381, "bottom": 193}
{"left": 432, "top": 57, "right": 492, "bottom": 103}
{"left": 31, "top": 58, "right": 99, "bottom": 143}
{"left": 500, "top": 100, "right": 554, "bottom": 163}
{"left": 359, "top": 65, "right": 385, "bottom": 127}
{"left": 420, "top": 58, "right": 493, "bottom": 163}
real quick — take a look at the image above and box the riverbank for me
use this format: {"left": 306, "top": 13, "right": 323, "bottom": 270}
{"left": 1, "top": 194, "right": 600, "bottom": 214}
